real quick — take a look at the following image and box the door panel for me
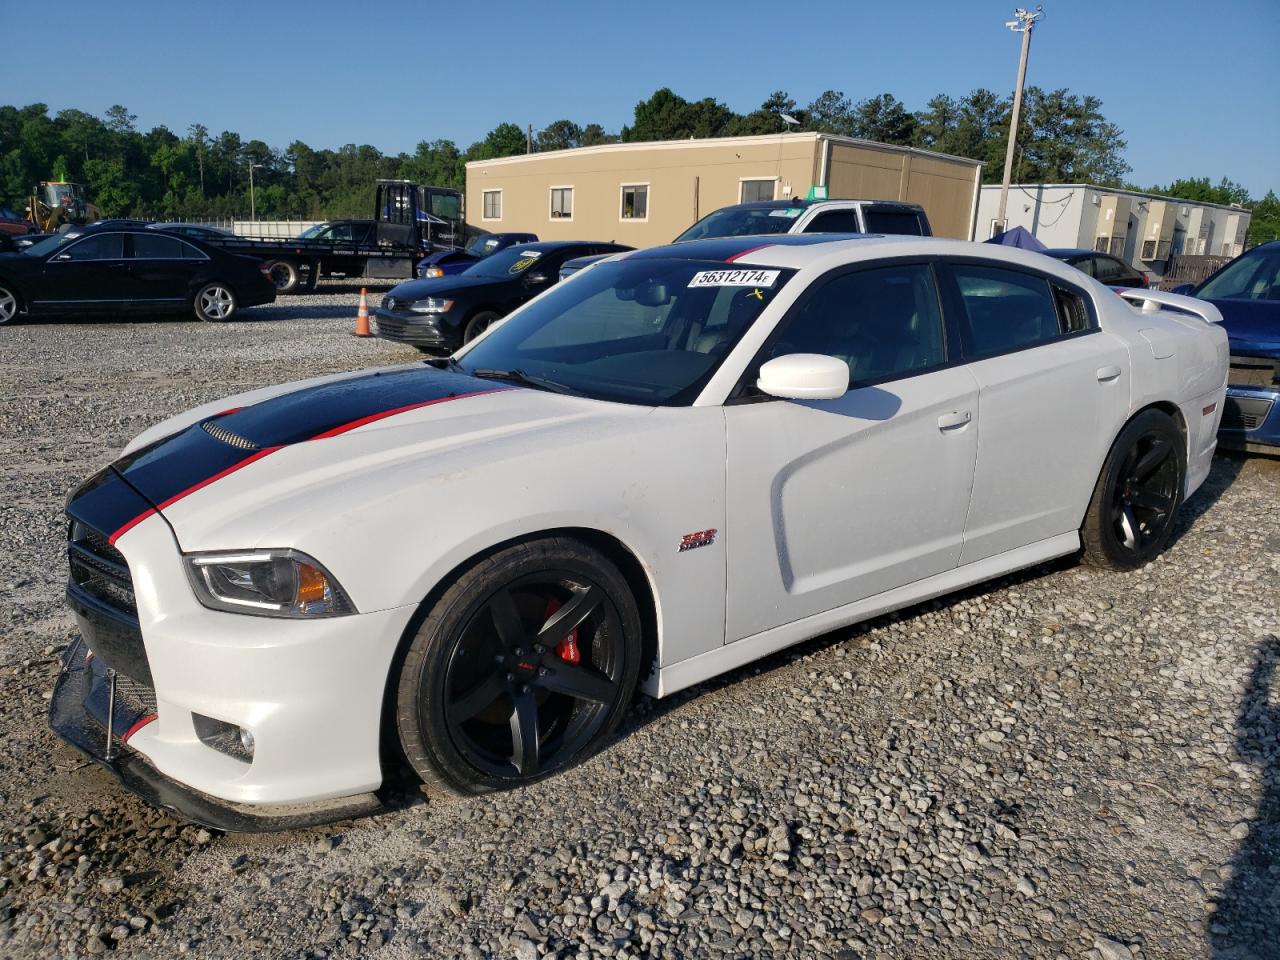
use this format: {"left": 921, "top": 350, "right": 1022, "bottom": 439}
{"left": 35, "top": 233, "right": 129, "bottom": 310}
{"left": 960, "top": 335, "right": 1130, "bottom": 563}
{"left": 725, "top": 367, "right": 981, "bottom": 642}
{"left": 128, "top": 233, "right": 195, "bottom": 303}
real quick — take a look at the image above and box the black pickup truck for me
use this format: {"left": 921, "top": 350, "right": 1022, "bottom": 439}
{"left": 203, "top": 180, "right": 463, "bottom": 294}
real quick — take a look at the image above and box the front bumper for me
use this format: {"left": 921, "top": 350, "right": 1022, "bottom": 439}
{"left": 52, "top": 501, "right": 420, "bottom": 828}
{"left": 373, "top": 308, "right": 461, "bottom": 350}
{"left": 1219, "top": 385, "right": 1279, "bottom": 450}
{"left": 50, "top": 639, "right": 383, "bottom": 832}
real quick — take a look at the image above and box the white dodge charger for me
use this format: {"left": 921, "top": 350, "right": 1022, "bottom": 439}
{"left": 54, "top": 234, "right": 1228, "bottom": 830}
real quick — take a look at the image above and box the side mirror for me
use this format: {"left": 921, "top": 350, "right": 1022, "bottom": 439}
{"left": 757, "top": 354, "right": 849, "bottom": 400}
{"left": 1168, "top": 283, "right": 1194, "bottom": 296}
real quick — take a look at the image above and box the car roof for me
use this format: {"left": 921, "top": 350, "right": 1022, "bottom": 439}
{"left": 716, "top": 198, "right": 924, "bottom": 212}
{"left": 622, "top": 233, "right": 1107, "bottom": 280}
{"left": 499, "top": 240, "right": 626, "bottom": 253}
{"left": 1042, "top": 248, "right": 1099, "bottom": 258}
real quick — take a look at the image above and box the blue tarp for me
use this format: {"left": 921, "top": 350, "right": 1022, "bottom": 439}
{"left": 985, "top": 226, "right": 1046, "bottom": 251}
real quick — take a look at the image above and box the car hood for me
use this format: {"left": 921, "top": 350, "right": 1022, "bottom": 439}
{"left": 387, "top": 272, "right": 514, "bottom": 300}
{"left": 1206, "top": 300, "right": 1280, "bottom": 357}
{"left": 96, "top": 365, "right": 649, "bottom": 549}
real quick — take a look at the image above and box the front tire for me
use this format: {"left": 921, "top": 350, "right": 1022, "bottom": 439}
{"left": 395, "top": 537, "right": 641, "bottom": 795}
{"left": 463, "top": 310, "right": 501, "bottom": 344}
{"left": 194, "top": 282, "right": 237, "bottom": 322}
{"left": 0, "top": 284, "right": 18, "bottom": 325}
{"left": 1081, "top": 409, "right": 1185, "bottom": 569}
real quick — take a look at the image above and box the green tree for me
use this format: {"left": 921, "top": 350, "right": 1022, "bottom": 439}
{"left": 467, "top": 122, "right": 527, "bottom": 161}
{"left": 536, "top": 120, "right": 582, "bottom": 152}
{"left": 851, "top": 93, "right": 917, "bottom": 145}
{"left": 806, "top": 90, "right": 855, "bottom": 136}
{"left": 579, "top": 123, "right": 618, "bottom": 147}
{"left": 622, "top": 88, "right": 734, "bottom": 142}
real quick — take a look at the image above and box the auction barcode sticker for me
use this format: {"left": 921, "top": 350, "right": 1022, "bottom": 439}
{"left": 688, "top": 269, "right": 780, "bottom": 288}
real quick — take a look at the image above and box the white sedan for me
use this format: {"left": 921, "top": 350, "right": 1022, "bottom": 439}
{"left": 54, "top": 234, "right": 1228, "bottom": 829}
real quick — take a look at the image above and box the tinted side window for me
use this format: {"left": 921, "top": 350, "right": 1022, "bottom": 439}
{"left": 62, "top": 234, "right": 125, "bottom": 261}
{"left": 804, "top": 210, "right": 861, "bottom": 234}
{"left": 952, "top": 265, "right": 1061, "bottom": 356}
{"left": 1093, "top": 256, "right": 1123, "bottom": 281}
{"left": 178, "top": 239, "right": 205, "bottom": 259}
{"left": 769, "top": 264, "right": 946, "bottom": 384}
{"left": 1072, "top": 256, "right": 1097, "bottom": 277}
{"left": 131, "top": 234, "right": 185, "bottom": 259}
{"left": 863, "top": 209, "right": 925, "bottom": 236}
{"left": 326, "top": 223, "right": 355, "bottom": 242}
{"left": 1053, "top": 286, "right": 1092, "bottom": 334}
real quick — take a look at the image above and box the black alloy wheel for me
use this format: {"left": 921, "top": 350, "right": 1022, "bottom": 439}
{"left": 395, "top": 537, "right": 641, "bottom": 794}
{"left": 1081, "top": 409, "right": 1185, "bottom": 569}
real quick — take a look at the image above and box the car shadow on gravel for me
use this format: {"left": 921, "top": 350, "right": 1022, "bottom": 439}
{"left": 1212, "top": 635, "right": 1280, "bottom": 960}
{"left": 1166, "top": 453, "right": 1247, "bottom": 549}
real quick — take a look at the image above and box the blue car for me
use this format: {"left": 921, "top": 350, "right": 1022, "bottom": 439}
{"left": 1174, "top": 241, "right": 1280, "bottom": 453}
{"left": 417, "top": 232, "right": 538, "bottom": 278}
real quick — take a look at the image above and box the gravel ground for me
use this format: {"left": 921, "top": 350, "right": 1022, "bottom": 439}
{"left": 1, "top": 287, "right": 1278, "bottom": 960}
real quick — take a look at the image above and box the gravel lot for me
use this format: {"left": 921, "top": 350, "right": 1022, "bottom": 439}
{"left": 1, "top": 287, "right": 1278, "bottom": 960}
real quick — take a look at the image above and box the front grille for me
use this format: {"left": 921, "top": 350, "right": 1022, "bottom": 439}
{"left": 201, "top": 419, "right": 259, "bottom": 450}
{"left": 1222, "top": 395, "right": 1274, "bottom": 431}
{"left": 68, "top": 521, "right": 137, "bottom": 617}
{"left": 1228, "top": 355, "right": 1280, "bottom": 389}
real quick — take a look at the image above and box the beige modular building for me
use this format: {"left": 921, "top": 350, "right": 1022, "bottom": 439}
{"left": 465, "top": 133, "right": 984, "bottom": 247}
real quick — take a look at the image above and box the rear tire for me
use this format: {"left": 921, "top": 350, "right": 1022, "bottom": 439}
{"left": 463, "top": 311, "right": 501, "bottom": 344}
{"left": 395, "top": 536, "right": 641, "bottom": 795}
{"left": 193, "top": 282, "right": 237, "bottom": 322}
{"left": 1080, "top": 409, "right": 1185, "bottom": 570}
{"left": 266, "top": 260, "right": 300, "bottom": 294}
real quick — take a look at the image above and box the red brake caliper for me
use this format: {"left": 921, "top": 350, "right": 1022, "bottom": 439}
{"left": 543, "top": 596, "right": 581, "bottom": 664}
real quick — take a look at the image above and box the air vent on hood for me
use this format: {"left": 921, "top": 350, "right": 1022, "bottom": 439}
{"left": 201, "top": 420, "right": 260, "bottom": 450}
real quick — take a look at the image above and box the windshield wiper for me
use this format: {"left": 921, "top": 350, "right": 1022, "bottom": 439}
{"left": 470, "top": 368, "right": 577, "bottom": 395}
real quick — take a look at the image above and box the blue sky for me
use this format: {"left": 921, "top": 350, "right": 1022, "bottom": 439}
{"left": 1, "top": 0, "right": 1276, "bottom": 196}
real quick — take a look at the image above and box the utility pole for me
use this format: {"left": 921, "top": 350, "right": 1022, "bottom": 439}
{"left": 527, "top": 124, "right": 533, "bottom": 154}
{"left": 248, "top": 160, "right": 263, "bottom": 220}
{"left": 995, "top": 6, "right": 1044, "bottom": 237}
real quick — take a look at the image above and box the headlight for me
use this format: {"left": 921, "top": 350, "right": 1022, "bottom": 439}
{"left": 410, "top": 297, "right": 454, "bottom": 314}
{"left": 183, "top": 550, "right": 356, "bottom": 618}
{"left": 423, "top": 266, "right": 445, "bottom": 278}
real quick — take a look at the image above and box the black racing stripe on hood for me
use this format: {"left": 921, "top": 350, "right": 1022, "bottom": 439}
{"left": 214, "top": 367, "right": 487, "bottom": 448}
{"left": 69, "top": 368, "right": 509, "bottom": 543}
{"left": 65, "top": 467, "right": 157, "bottom": 544}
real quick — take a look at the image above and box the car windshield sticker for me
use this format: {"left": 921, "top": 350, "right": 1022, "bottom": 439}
{"left": 688, "top": 269, "right": 780, "bottom": 289}
{"left": 509, "top": 252, "right": 542, "bottom": 274}
{"left": 483, "top": 239, "right": 499, "bottom": 250}
{"left": 768, "top": 209, "right": 804, "bottom": 218}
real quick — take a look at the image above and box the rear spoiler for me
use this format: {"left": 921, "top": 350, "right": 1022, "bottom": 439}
{"left": 1115, "top": 288, "right": 1223, "bottom": 324}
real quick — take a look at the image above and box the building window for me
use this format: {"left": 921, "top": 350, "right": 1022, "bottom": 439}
{"left": 621, "top": 184, "right": 649, "bottom": 220}
{"left": 740, "top": 179, "right": 776, "bottom": 202}
{"left": 482, "top": 190, "right": 502, "bottom": 221}
{"left": 550, "top": 187, "right": 574, "bottom": 220}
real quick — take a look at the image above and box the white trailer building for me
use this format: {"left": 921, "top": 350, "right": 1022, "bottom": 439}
{"left": 975, "top": 184, "right": 1251, "bottom": 282}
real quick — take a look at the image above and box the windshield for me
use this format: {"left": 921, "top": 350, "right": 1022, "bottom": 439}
{"left": 465, "top": 247, "right": 549, "bottom": 278}
{"left": 298, "top": 223, "right": 327, "bottom": 239}
{"left": 457, "top": 258, "right": 795, "bottom": 405}
{"left": 1197, "top": 248, "right": 1280, "bottom": 301}
{"left": 675, "top": 206, "right": 804, "bottom": 242}
{"left": 465, "top": 235, "right": 505, "bottom": 257}
{"left": 23, "top": 233, "right": 75, "bottom": 257}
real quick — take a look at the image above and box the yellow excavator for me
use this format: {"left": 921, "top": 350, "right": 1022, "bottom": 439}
{"left": 26, "top": 181, "right": 101, "bottom": 232}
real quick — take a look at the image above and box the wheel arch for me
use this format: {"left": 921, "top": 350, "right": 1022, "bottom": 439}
{"left": 0, "top": 274, "right": 27, "bottom": 310}
{"left": 377, "top": 525, "right": 661, "bottom": 764}
{"left": 1080, "top": 399, "right": 1189, "bottom": 531}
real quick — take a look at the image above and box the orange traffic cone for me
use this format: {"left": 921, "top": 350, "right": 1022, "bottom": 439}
{"left": 352, "top": 288, "right": 372, "bottom": 338}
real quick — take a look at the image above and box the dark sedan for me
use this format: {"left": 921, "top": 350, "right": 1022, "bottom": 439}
{"left": 375, "top": 240, "right": 632, "bottom": 352}
{"left": 0, "top": 224, "right": 276, "bottom": 325}
{"left": 1173, "top": 241, "right": 1280, "bottom": 453}
{"left": 1043, "top": 248, "right": 1149, "bottom": 288}
{"left": 417, "top": 232, "right": 538, "bottom": 278}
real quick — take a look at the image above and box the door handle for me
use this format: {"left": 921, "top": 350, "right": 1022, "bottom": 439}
{"left": 1096, "top": 365, "right": 1122, "bottom": 382}
{"left": 937, "top": 410, "right": 972, "bottom": 431}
